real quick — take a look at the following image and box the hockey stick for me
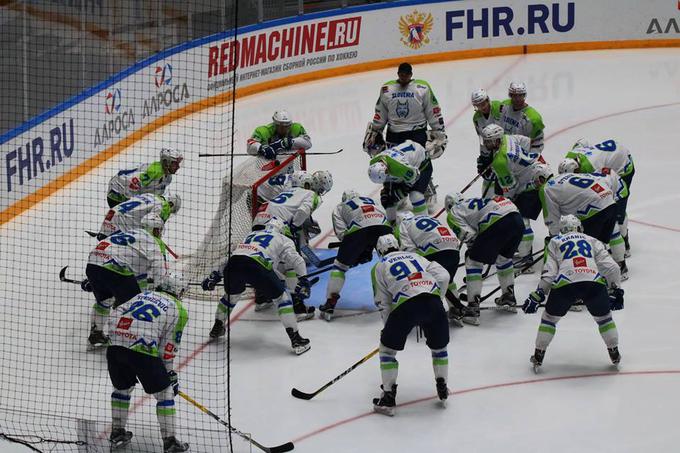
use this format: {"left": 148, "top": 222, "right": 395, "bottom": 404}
{"left": 459, "top": 248, "right": 544, "bottom": 294}
{"left": 198, "top": 148, "right": 343, "bottom": 158}
{"left": 189, "top": 276, "right": 320, "bottom": 289}
{"left": 302, "top": 266, "right": 334, "bottom": 279}
{"left": 468, "top": 254, "right": 545, "bottom": 303}
{"left": 59, "top": 266, "right": 83, "bottom": 285}
{"left": 85, "top": 230, "right": 180, "bottom": 259}
{"left": 291, "top": 347, "right": 380, "bottom": 400}
{"left": 328, "top": 241, "right": 341, "bottom": 249}
{"left": 300, "top": 244, "right": 322, "bottom": 267}
{"left": 433, "top": 164, "right": 492, "bottom": 218}
{"left": 179, "top": 391, "right": 294, "bottom": 453}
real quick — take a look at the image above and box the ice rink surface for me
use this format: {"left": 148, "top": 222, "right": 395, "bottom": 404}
{"left": 2, "top": 48, "right": 680, "bottom": 452}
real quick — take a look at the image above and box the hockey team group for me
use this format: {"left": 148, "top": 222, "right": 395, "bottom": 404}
{"left": 76, "top": 61, "right": 635, "bottom": 450}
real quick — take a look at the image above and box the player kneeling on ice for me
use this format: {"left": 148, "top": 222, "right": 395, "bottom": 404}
{"left": 83, "top": 218, "right": 169, "bottom": 347}
{"left": 107, "top": 273, "right": 189, "bottom": 452}
{"left": 522, "top": 215, "right": 624, "bottom": 371}
{"left": 395, "top": 212, "right": 471, "bottom": 327}
{"left": 97, "top": 193, "right": 181, "bottom": 240}
{"left": 107, "top": 148, "right": 182, "bottom": 208}
{"left": 319, "top": 190, "right": 392, "bottom": 321}
{"left": 368, "top": 140, "right": 432, "bottom": 223}
{"left": 202, "top": 218, "right": 312, "bottom": 355}
{"left": 445, "top": 193, "right": 525, "bottom": 325}
{"left": 371, "top": 235, "right": 451, "bottom": 416}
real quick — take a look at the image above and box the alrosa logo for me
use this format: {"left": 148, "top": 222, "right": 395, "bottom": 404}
{"left": 155, "top": 63, "right": 173, "bottom": 87}
{"left": 105, "top": 89, "right": 122, "bottom": 114}
{"left": 647, "top": 1, "right": 680, "bottom": 34}
{"left": 143, "top": 62, "right": 190, "bottom": 119}
{"left": 399, "top": 10, "right": 434, "bottom": 49}
{"left": 94, "top": 88, "right": 136, "bottom": 147}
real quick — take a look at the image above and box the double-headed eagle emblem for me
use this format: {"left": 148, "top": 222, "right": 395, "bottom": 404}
{"left": 399, "top": 10, "right": 433, "bottom": 49}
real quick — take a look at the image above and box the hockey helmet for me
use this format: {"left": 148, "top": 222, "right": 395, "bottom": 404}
{"left": 156, "top": 272, "right": 188, "bottom": 299}
{"left": 481, "top": 124, "right": 504, "bottom": 148}
{"left": 264, "top": 216, "right": 286, "bottom": 234}
{"left": 471, "top": 89, "right": 490, "bottom": 107}
{"left": 444, "top": 192, "right": 464, "bottom": 211}
{"left": 272, "top": 110, "right": 292, "bottom": 126}
{"left": 368, "top": 161, "right": 388, "bottom": 184}
{"left": 376, "top": 234, "right": 400, "bottom": 256}
{"left": 166, "top": 193, "right": 181, "bottom": 214}
{"left": 558, "top": 158, "right": 579, "bottom": 174}
{"left": 559, "top": 215, "right": 583, "bottom": 234}
{"left": 311, "top": 170, "right": 333, "bottom": 195}
{"left": 532, "top": 164, "right": 553, "bottom": 186}
{"left": 508, "top": 81, "right": 527, "bottom": 96}
{"left": 341, "top": 189, "right": 360, "bottom": 203}
{"left": 572, "top": 138, "right": 591, "bottom": 150}
{"left": 160, "top": 148, "right": 183, "bottom": 174}
{"left": 290, "top": 171, "right": 312, "bottom": 189}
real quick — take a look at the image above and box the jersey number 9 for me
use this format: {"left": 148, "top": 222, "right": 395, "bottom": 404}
{"left": 389, "top": 259, "right": 424, "bottom": 281}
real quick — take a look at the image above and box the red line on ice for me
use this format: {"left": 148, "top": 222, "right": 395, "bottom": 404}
{"left": 628, "top": 218, "right": 680, "bottom": 233}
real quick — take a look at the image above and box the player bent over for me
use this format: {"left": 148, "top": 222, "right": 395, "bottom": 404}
{"left": 203, "top": 218, "right": 312, "bottom": 355}
{"left": 247, "top": 110, "right": 312, "bottom": 160}
{"left": 84, "top": 220, "right": 169, "bottom": 347}
{"left": 318, "top": 190, "right": 392, "bottom": 321}
{"left": 98, "top": 193, "right": 181, "bottom": 240}
{"left": 522, "top": 215, "right": 624, "bottom": 371}
{"left": 371, "top": 235, "right": 451, "bottom": 416}
{"left": 445, "top": 193, "right": 524, "bottom": 325}
{"left": 395, "top": 212, "right": 470, "bottom": 327}
{"left": 107, "top": 273, "right": 189, "bottom": 452}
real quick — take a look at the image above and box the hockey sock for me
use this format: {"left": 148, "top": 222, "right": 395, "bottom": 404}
{"left": 517, "top": 218, "right": 534, "bottom": 258}
{"left": 430, "top": 348, "right": 449, "bottom": 381}
{"left": 609, "top": 226, "right": 626, "bottom": 263}
{"left": 465, "top": 257, "right": 484, "bottom": 299}
{"left": 386, "top": 206, "right": 397, "bottom": 223}
{"left": 275, "top": 292, "right": 297, "bottom": 330}
{"left": 285, "top": 270, "right": 298, "bottom": 292}
{"left": 535, "top": 313, "right": 561, "bottom": 351}
{"left": 409, "top": 191, "right": 428, "bottom": 215}
{"left": 379, "top": 344, "right": 399, "bottom": 390}
{"left": 326, "top": 260, "right": 349, "bottom": 298}
{"left": 215, "top": 295, "right": 235, "bottom": 323}
{"left": 153, "top": 386, "right": 176, "bottom": 439}
{"left": 92, "top": 297, "right": 114, "bottom": 330}
{"left": 495, "top": 255, "right": 514, "bottom": 292}
{"left": 594, "top": 313, "right": 618, "bottom": 349}
{"left": 619, "top": 215, "right": 629, "bottom": 239}
{"left": 111, "top": 386, "right": 133, "bottom": 431}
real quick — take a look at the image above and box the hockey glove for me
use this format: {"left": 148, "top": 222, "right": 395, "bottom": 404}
{"left": 357, "top": 248, "right": 374, "bottom": 265}
{"left": 294, "top": 277, "right": 312, "bottom": 300}
{"left": 477, "top": 155, "right": 494, "bottom": 181}
{"left": 259, "top": 145, "right": 276, "bottom": 160}
{"left": 81, "top": 278, "right": 93, "bottom": 292}
{"left": 201, "top": 271, "right": 222, "bottom": 291}
{"left": 167, "top": 370, "right": 179, "bottom": 396}
{"left": 609, "top": 287, "right": 624, "bottom": 311}
{"left": 304, "top": 219, "right": 321, "bottom": 237}
{"left": 522, "top": 288, "right": 546, "bottom": 314}
{"left": 280, "top": 137, "right": 293, "bottom": 150}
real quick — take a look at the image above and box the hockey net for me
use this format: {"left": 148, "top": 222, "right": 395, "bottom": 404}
{"left": 183, "top": 150, "right": 306, "bottom": 298}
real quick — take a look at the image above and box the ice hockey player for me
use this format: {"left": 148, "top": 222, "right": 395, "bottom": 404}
{"left": 394, "top": 212, "right": 470, "bottom": 327}
{"left": 107, "top": 148, "right": 183, "bottom": 208}
{"left": 97, "top": 193, "right": 181, "bottom": 240}
{"left": 368, "top": 140, "right": 432, "bottom": 222}
{"left": 106, "top": 273, "right": 189, "bottom": 452}
{"left": 537, "top": 169, "right": 628, "bottom": 279}
{"left": 522, "top": 215, "right": 624, "bottom": 371}
{"left": 479, "top": 124, "right": 545, "bottom": 268}
{"left": 471, "top": 88, "right": 502, "bottom": 139}
{"left": 202, "top": 218, "right": 312, "bottom": 355}
{"left": 318, "top": 190, "right": 392, "bottom": 321}
{"left": 371, "top": 234, "right": 450, "bottom": 416}
{"left": 256, "top": 169, "right": 311, "bottom": 203}
{"left": 445, "top": 193, "right": 525, "bottom": 325}
{"left": 246, "top": 110, "right": 312, "bottom": 160}
{"left": 498, "top": 82, "right": 545, "bottom": 154}
{"left": 83, "top": 220, "right": 169, "bottom": 347}
{"left": 559, "top": 138, "right": 635, "bottom": 256}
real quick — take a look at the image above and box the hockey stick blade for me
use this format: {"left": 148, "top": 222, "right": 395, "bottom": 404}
{"left": 266, "top": 442, "right": 295, "bottom": 453}
{"left": 327, "top": 241, "right": 341, "bottom": 249}
{"left": 290, "top": 388, "right": 316, "bottom": 400}
{"left": 59, "top": 266, "right": 83, "bottom": 285}
{"left": 85, "top": 230, "right": 98, "bottom": 237}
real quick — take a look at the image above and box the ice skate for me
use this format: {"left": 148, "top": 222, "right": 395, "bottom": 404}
{"left": 608, "top": 346, "right": 621, "bottom": 365}
{"left": 286, "top": 328, "right": 311, "bottom": 355}
{"left": 619, "top": 261, "right": 629, "bottom": 281}
{"left": 530, "top": 348, "right": 545, "bottom": 373}
{"left": 88, "top": 324, "right": 110, "bottom": 348}
{"left": 435, "top": 377, "right": 448, "bottom": 407}
{"left": 372, "top": 384, "right": 397, "bottom": 416}
{"left": 208, "top": 320, "right": 225, "bottom": 339}
{"left": 447, "top": 305, "right": 464, "bottom": 328}
{"left": 163, "top": 436, "right": 189, "bottom": 452}
{"left": 318, "top": 294, "right": 339, "bottom": 322}
{"left": 293, "top": 296, "right": 315, "bottom": 321}
{"left": 495, "top": 285, "right": 518, "bottom": 313}
{"left": 109, "top": 428, "right": 133, "bottom": 449}
{"left": 515, "top": 253, "right": 535, "bottom": 274}
{"left": 463, "top": 296, "right": 480, "bottom": 326}
{"left": 624, "top": 234, "right": 631, "bottom": 258}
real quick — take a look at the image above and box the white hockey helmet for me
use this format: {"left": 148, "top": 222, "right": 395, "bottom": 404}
{"left": 532, "top": 163, "right": 553, "bottom": 186}
{"left": 160, "top": 147, "right": 183, "bottom": 164}
{"left": 396, "top": 211, "right": 415, "bottom": 225}
{"left": 290, "top": 170, "right": 312, "bottom": 189}
{"left": 481, "top": 124, "right": 504, "bottom": 150}
{"left": 156, "top": 272, "right": 188, "bottom": 299}
{"left": 558, "top": 158, "right": 579, "bottom": 174}
{"left": 444, "top": 192, "right": 464, "bottom": 210}
{"left": 572, "top": 138, "right": 591, "bottom": 149}
{"left": 559, "top": 214, "right": 583, "bottom": 234}
{"left": 311, "top": 170, "right": 333, "bottom": 195}
{"left": 341, "top": 189, "right": 360, "bottom": 203}
{"left": 272, "top": 110, "right": 292, "bottom": 126}
{"left": 264, "top": 216, "right": 286, "bottom": 234}
{"left": 376, "top": 234, "right": 400, "bottom": 256}
{"left": 166, "top": 193, "right": 181, "bottom": 214}
{"left": 508, "top": 81, "right": 527, "bottom": 96}
{"left": 142, "top": 213, "right": 165, "bottom": 236}
{"left": 368, "top": 161, "right": 388, "bottom": 184}
{"left": 471, "top": 88, "right": 489, "bottom": 106}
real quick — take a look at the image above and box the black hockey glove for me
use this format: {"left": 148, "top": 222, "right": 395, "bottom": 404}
{"left": 202, "top": 271, "right": 222, "bottom": 291}
{"left": 259, "top": 144, "right": 276, "bottom": 159}
{"left": 280, "top": 137, "right": 293, "bottom": 150}
{"left": 294, "top": 277, "right": 312, "bottom": 300}
{"left": 81, "top": 278, "right": 93, "bottom": 292}
{"left": 167, "top": 370, "right": 179, "bottom": 396}
{"left": 609, "top": 287, "right": 624, "bottom": 311}
{"left": 477, "top": 154, "right": 494, "bottom": 181}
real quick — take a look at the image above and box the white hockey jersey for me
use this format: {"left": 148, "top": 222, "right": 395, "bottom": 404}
{"left": 566, "top": 140, "right": 634, "bottom": 177}
{"left": 372, "top": 79, "right": 445, "bottom": 134}
{"left": 447, "top": 196, "right": 519, "bottom": 243}
{"left": 371, "top": 251, "right": 449, "bottom": 321}
{"left": 491, "top": 134, "right": 538, "bottom": 196}
{"left": 498, "top": 101, "right": 545, "bottom": 153}
{"left": 110, "top": 290, "right": 188, "bottom": 369}
{"left": 397, "top": 215, "right": 460, "bottom": 257}
{"left": 332, "top": 195, "right": 388, "bottom": 241}
{"left": 252, "top": 188, "right": 321, "bottom": 229}
{"left": 256, "top": 170, "right": 296, "bottom": 202}
{"left": 231, "top": 229, "right": 306, "bottom": 277}
{"left": 369, "top": 141, "right": 427, "bottom": 185}
{"left": 540, "top": 173, "right": 616, "bottom": 236}
{"left": 99, "top": 193, "right": 171, "bottom": 238}
{"left": 539, "top": 232, "right": 621, "bottom": 293}
{"left": 88, "top": 229, "right": 168, "bottom": 285}
{"left": 108, "top": 161, "right": 172, "bottom": 199}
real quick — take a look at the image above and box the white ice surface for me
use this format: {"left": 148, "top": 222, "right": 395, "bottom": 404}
{"left": 1, "top": 48, "right": 680, "bottom": 452}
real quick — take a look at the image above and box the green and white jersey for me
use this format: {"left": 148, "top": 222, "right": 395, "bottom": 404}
{"left": 371, "top": 251, "right": 449, "bottom": 321}
{"left": 88, "top": 229, "right": 168, "bottom": 286}
{"left": 539, "top": 232, "right": 620, "bottom": 293}
{"left": 472, "top": 100, "right": 503, "bottom": 136}
{"left": 566, "top": 139, "right": 634, "bottom": 177}
{"left": 332, "top": 195, "right": 388, "bottom": 241}
{"left": 253, "top": 187, "right": 321, "bottom": 229}
{"left": 372, "top": 79, "right": 445, "bottom": 133}
{"left": 246, "top": 122, "right": 312, "bottom": 155}
{"left": 108, "top": 161, "right": 172, "bottom": 201}
{"left": 539, "top": 173, "right": 616, "bottom": 236}
{"left": 499, "top": 100, "right": 545, "bottom": 153}
{"left": 369, "top": 140, "right": 427, "bottom": 185}
{"left": 396, "top": 215, "right": 460, "bottom": 256}
{"left": 99, "top": 193, "right": 171, "bottom": 238}
{"left": 446, "top": 195, "right": 519, "bottom": 243}
{"left": 110, "top": 290, "right": 188, "bottom": 369}
{"left": 490, "top": 134, "right": 536, "bottom": 196}
{"left": 232, "top": 230, "right": 306, "bottom": 276}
